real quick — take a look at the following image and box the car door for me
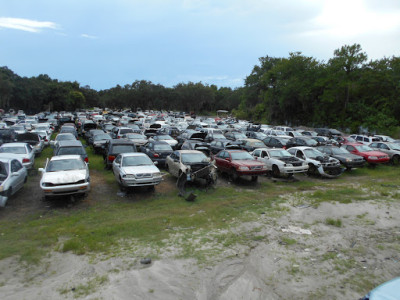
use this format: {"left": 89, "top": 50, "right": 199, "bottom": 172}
{"left": 10, "top": 159, "right": 24, "bottom": 191}
{"left": 215, "top": 151, "right": 227, "bottom": 171}
{"left": 113, "top": 155, "right": 122, "bottom": 181}
{"left": 169, "top": 152, "right": 180, "bottom": 177}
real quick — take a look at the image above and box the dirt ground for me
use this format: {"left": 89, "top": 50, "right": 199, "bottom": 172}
{"left": 1, "top": 171, "right": 400, "bottom": 299}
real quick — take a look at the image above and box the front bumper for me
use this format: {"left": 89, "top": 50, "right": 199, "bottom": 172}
{"left": 121, "top": 176, "right": 162, "bottom": 187}
{"left": 280, "top": 165, "right": 309, "bottom": 174}
{"left": 41, "top": 182, "right": 90, "bottom": 196}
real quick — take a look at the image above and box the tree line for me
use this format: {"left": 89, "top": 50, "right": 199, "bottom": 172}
{"left": 0, "top": 43, "right": 399, "bottom": 133}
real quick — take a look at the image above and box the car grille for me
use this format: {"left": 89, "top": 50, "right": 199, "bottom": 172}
{"left": 292, "top": 162, "right": 302, "bottom": 167}
{"left": 250, "top": 166, "right": 262, "bottom": 170}
{"left": 136, "top": 173, "right": 152, "bottom": 178}
{"left": 45, "top": 180, "right": 85, "bottom": 186}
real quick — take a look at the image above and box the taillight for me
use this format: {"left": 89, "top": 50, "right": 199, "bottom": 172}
{"left": 283, "top": 146, "right": 287, "bottom": 150}
{"left": 22, "top": 158, "right": 30, "bottom": 163}
{"left": 45, "top": 138, "right": 48, "bottom": 142}
{"left": 117, "top": 136, "right": 120, "bottom": 139}
{"left": 84, "top": 157, "right": 89, "bottom": 163}
{"left": 153, "top": 153, "right": 159, "bottom": 158}
{"left": 108, "top": 155, "right": 115, "bottom": 162}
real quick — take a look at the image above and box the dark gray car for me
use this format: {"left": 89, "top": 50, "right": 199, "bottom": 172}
{"left": 316, "top": 145, "right": 365, "bottom": 170}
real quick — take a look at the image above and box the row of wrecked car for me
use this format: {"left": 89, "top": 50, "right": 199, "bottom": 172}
{"left": 1, "top": 109, "right": 399, "bottom": 205}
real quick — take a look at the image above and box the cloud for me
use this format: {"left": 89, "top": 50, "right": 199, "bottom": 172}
{"left": 0, "top": 17, "right": 58, "bottom": 33}
{"left": 80, "top": 33, "right": 98, "bottom": 39}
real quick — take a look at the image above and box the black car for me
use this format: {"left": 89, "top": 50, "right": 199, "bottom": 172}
{"left": 80, "top": 120, "right": 97, "bottom": 136}
{"left": 54, "top": 140, "right": 89, "bottom": 163}
{"left": 181, "top": 139, "right": 211, "bottom": 156}
{"left": 224, "top": 131, "right": 247, "bottom": 141}
{"left": 262, "top": 136, "right": 290, "bottom": 149}
{"left": 86, "top": 129, "right": 105, "bottom": 145}
{"left": 316, "top": 145, "right": 365, "bottom": 170}
{"left": 0, "top": 128, "right": 17, "bottom": 145}
{"left": 245, "top": 131, "right": 267, "bottom": 140}
{"left": 286, "top": 137, "right": 318, "bottom": 149}
{"left": 210, "top": 140, "right": 242, "bottom": 155}
{"left": 103, "top": 139, "right": 137, "bottom": 169}
{"left": 92, "top": 132, "right": 112, "bottom": 154}
{"left": 315, "top": 128, "right": 343, "bottom": 138}
{"left": 140, "top": 141, "right": 173, "bottom": 166}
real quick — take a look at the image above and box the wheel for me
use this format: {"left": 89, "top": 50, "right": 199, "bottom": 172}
{"left": 391, "top": 155, "right": 400, "bottom": 166}
{"left": 272, "top": 165, "right": 280, "bottom": 178}
{"left": 229, "top": 169, "right": 239, "bottom": 182}
{"left": 308, "top": 164, "right": 317, "bottom": 175}
{"left": 24, "top": 176, "right": 28, "bottom": 183}
{"left": 251, "top": 175, "right": 258, "bottom": 182}
{"left": 165, "top": 163, "right": 169, "bottom": 172}
{"left": 6, "top": 187, "right": 12, "bottom": 198}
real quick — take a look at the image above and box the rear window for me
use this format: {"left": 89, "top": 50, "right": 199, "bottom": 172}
{"left": 111, "top": 145, "right": 136, "bottom": 153}
{"left": 57, "top": 146, "right": 86, "bottom": 155}
{"left": 120, "top": 129, "right": 134, "bottom": 134}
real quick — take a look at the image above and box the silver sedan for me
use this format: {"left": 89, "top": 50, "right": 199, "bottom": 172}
{"left": 112, "top": 153, "right": 162, "bottom": 188}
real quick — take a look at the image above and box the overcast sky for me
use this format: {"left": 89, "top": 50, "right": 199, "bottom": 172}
{"left": 1, "top": 0, "right": 399, "bottom": 90}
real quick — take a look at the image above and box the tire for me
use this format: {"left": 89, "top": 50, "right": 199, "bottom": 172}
{"left": 6, "top": 187, "right": 12, "bottom": 198}
{"left": 165, "top": 163, "right": 169, "bottom": 172}
{"left": 392, "top": 155, "right": 400, "bottom": 166}
{"left": 308, "top": 164, "right": 317, "bottom": 175}
{"left": 251, "top": 175, "right": 258, "bottom": 182}
{"left": 229, "top": 169, "right": 239, "bottom": 182}
{"left": 272, "top": 165, "right": 280, "bottom": 178}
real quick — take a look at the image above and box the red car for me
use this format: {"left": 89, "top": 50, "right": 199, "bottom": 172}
{"left": 214, "top": 149, "right": 267, "bottom": 181}
{"left": 343, "top": 143, "right": 390, "bottom": 164}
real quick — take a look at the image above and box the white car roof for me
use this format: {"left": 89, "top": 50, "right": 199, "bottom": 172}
{"left": 0, "top": 142, "right": 28, "bottom": 148}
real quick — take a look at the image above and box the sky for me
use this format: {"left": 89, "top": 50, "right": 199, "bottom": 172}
{"left": 1, "top": 0, "right": 400, "bottom": 90}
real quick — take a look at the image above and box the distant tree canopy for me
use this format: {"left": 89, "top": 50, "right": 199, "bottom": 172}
{"left": 1, "top": 43, "right": 399, "bottom": 133}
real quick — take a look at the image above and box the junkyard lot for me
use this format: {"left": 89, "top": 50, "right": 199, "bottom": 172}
{"left": 1, "top": 145, "right": 400, "bottom": 299}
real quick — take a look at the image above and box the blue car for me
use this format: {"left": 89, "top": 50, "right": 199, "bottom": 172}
{"left": 361, "top": 277, "right": 400, "bottom": 300}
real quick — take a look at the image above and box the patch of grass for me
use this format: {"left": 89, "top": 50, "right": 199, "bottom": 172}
{"left": 281, "top": 237, "right": 297, "bottom": 245}
{"left": 72, "top": 275, "right": 109, "bottom": 298}
{"left": 309, "top": 187, "right": 364, "bottom": 207}
{"left": 325, "top": 218, "right": 342, "bottom": 227}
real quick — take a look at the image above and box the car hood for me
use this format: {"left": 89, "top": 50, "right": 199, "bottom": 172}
{"left": 333, "top": 153, "right": 362, "bottom": 160}
{"left": 122, "top": 165, "right": 159, "bottom": 174}
{"left": 233, "top": 160, "right": 264, "bottom": 167}
{"left": 359, "top": 150, "right": 387, "bottom": 156}
{"left": 42, "top": 169, "right": 88, "bottom": 184}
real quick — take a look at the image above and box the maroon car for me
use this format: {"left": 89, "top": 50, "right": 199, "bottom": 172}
{"left": 214, "top": 149, "right": 267, "bottom": 182}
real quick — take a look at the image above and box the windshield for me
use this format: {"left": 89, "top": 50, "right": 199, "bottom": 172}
{"left": 122, "top": 155, "right": 153, "bottom": 166}
{"left": 276, "top": 138, "right": 289, "bottom": 145}
{"left": 181, "top": 153, "right": 208, "bottom": 163}
{"left": 331, "top": 147, "right": 350, "bottom": 155}
{"left": 157, "top": 135, "right": 173, "bottom": 140}
{"left": 0, "top": 146, "right": 26, "bottom": 154}
{"left": 306, "top": 139, "right": 318, "bottom": 146}
{"left": 47, "top": 159, "right": 85, "bottom": 172}
{"left": 231, "top": 151, "right": 254, "bottom": 160}
{"left": 13, "top": 126, "right": 25, "bottom": 131}
{"left": 253, "top": 142, "right": 266, "bottom": 147}
{"left": 57, "top": 147, "right": 86, "bottom": 155}
{"left": 120, "top": 129, "right": 133, "bottom": 134}
{"left": 291, "top": 132, "right": 302, "bottom": 137}
{"left": 269, "top": 149, "right": 292, "bottom": 157}
{"left": 304, "top": 149, "right": 324, "bottom": 159}
{"left": 154, "top": 144, "right": 172, "bottom": 151}
{"left": 125, "top": 134, "right": 146, "bottom": 139}
{"left": 213, "top": 134, "right": 226, "bottom": 139}
{"left": 355, "top": 145, "right": 373, "bottom": 152}
{"left": 94, "top": 134, "right": 111, "bottom": 141}
{"left": 254, "top": 133, "right": 267, "bottom": 139}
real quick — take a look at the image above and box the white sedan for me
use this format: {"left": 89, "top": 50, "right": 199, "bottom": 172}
{"left": 0, "top": 142, "right": 35, "bottom": 169}
{"left": 251, "top": 148, "right": 308, "bottom": 177}
{"left": 39, "top": 155, "right": 90, "bottom": 197}
{"left": 0, "top": 157, "right": 28, "bottom": 207}
{"left": 112, "top": 153, "right": 162, "bottom": 188}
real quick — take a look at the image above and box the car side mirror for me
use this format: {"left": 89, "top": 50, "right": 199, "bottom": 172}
{"left": 38, "top": 168, "right": 44, "bottom": 172}
{"left": 11, "top": 172, "right": 19, "bottom": 177}
{"left": 225, "top": 157, "right": 231, "bottom": 161}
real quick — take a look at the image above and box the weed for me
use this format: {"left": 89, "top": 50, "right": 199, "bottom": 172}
{"left": 325, "top": 218, "right": 342, "bottom": 227}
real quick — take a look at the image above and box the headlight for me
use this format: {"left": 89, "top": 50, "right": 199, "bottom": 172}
{"left": 153, "top": 172, "right": 162, "bottom": 178}
{"left": 122, "top": 174, "right": 136, "bottom": 178}
{"left": 262, "top": 165, "right": 267, "bottom": 170}
{"left": 238, "top": 166, "right": 249, "bottom": 171}
{"left": 345, "top": 158, "right": 352, "bottom": 162}
{"left": 285, "top": 164, "right": 292, "bottom": 167}
{"left": 369, "top": 156, "right": 378, "bottom": 160}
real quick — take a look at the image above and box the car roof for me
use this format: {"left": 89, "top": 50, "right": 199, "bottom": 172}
{"left": 345, "top": 143, "right": 364, "bottom": 146}
{"left": 176, "top": 150, "right": 204, "bottom": 154}
{"left": 119, "top": 152, "right": 148, "bottom": 158}
{"left": 57, "top": 140, "right": 84, "bottom": 147}
{"left": 289, "top": 146, "right": 315, "bottom": 151}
